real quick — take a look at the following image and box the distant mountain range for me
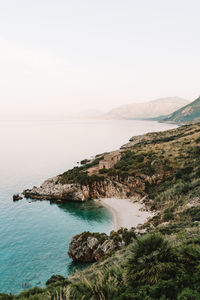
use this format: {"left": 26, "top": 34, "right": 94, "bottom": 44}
{"left": 102, "top": 97, "right": 189, "bottom": 120}
{"left": 73, "top": 96, "right": 200, "bottom": 124}
{"left": 161, "top": 96, "right": 200, "bottom": 124}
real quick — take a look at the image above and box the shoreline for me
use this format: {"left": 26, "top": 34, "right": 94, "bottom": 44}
{"left": 99, "top": 198, "right": 153, "bottom": 231}
{"left": 99, "top": 198, "right": 120, "bottom": 231}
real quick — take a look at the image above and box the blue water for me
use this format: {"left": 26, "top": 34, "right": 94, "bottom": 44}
{"left": 0, "top": 119, "right": 176, "bottom": 294}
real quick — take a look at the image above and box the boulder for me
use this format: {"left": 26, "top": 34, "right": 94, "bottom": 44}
{"left": 68, "top": 229, "right": 136, "bottom": 262}
{"left": 13, "top": 194, "right": 23, "bottom": 201}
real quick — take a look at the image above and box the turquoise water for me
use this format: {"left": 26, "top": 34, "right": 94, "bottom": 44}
{"left": 0, "top": 193, "right": 112, "bottom": 294}
{"left": 0, "top": 119, "right": 177, "bottom": 294}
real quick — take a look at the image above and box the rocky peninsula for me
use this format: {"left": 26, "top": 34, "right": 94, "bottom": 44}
{"left": 22, "top": 131, "right": 171, "bottom": 204}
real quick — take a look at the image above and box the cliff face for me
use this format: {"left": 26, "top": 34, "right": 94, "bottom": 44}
{"left": 23, "top": 172, "right": 166, "bottom": 202}
{"left": 23, "top": 176, "right": 133, "bottom": 202}
{"left": 23, "top": 176, "right": 89, "bottom": 202}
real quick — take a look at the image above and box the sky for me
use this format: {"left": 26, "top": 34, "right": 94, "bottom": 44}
{"left": 0, "top": 0, "right": 199, "bottom": 115}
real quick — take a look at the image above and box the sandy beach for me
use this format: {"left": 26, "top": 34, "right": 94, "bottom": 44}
{"left": 100, "top": 198, "right": 153, "bottom": 230}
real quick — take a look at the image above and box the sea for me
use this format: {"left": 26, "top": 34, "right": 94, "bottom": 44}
{"left": 0, "top": 119, "right": 177, "bottom": 294}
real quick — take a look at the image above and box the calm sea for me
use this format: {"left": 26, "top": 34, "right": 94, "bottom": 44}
{"left": 0, "top": 119, "right": 177, "bottom": 294}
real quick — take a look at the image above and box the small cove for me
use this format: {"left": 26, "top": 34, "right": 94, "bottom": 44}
{"left": 0, "top": 119, "right": 177, "bottom": 294}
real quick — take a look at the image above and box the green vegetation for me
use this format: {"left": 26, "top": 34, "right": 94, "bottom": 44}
{"left": 60, "top": 169, "right": 105, "bottom": 186}
{"left": 3, "top": 123, "right": 200, "bottom": 299}
{"left": 114, "top": 150, "right": 171, "bottom": 177}
{"left": 60, "top": 157, "right": 104, "bottom": 185}
{"left": 114, "top": 124, "right": 200, "bottom": 212}
{"left": 60, "top": 123, "right": 200, "bottom": 212}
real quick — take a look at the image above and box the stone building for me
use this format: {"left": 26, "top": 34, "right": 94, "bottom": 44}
{"left": 99, "top": 151, "right": 121, "bottom": 169}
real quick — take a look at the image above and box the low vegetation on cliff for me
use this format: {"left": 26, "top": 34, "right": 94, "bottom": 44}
{"left": 59, "top": 122, "right": 200, "bottom": 217}
{"left": 161, "top": 96, "right": 200, "bottom": 124}
{"left": 60, "top": 157, "right": 105, "bottom": 186}
{"left": 4, "top": 123, "right": 200, "bottom": 299}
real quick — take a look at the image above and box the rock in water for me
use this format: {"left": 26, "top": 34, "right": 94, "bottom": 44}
{"left": 13, "top": 194, "right": 23, "bottom": 201}
{"left": 68, "top": 229, "right": 136, "bottom": 262}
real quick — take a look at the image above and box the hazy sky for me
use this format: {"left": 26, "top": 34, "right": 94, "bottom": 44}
{"left": 0, "top": 0, "right": 199, "bottom": 115}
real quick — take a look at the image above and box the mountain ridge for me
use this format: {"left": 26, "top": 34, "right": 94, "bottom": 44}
{"left": 103, "top": 97, "right": 189, "bottom": 120}
{"left": 161, "top": 96, "right": 200, "bottom": 124}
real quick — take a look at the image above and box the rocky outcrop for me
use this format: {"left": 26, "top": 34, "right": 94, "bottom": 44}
{"left": 23, "top": 170, "right": 167, "bottom": 202}
{"left": 23, "top": 176, "right": 132, "bottom": 202}
{"left": 13, "top": 194, "right": 23, "bottom": 201}
{"left": 68, "top": 229, "right": 136, "bottom": 262}
{"left": 23, "top": 176, "right": 90, "bottom": 202}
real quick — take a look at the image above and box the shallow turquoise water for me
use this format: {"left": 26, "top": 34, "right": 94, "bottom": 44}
{"left": 0, "top": 119, "right": 176, "bottom": 294}
{"left": 0, "top": 192, "right": 112, "bottom": 294}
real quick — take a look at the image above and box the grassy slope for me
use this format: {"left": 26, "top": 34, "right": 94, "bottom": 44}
{"left": 162, "top": 96, "right": 200, "bottom": 124}
{"left": 2, "top": 123, "right": 200, "bottom": 299}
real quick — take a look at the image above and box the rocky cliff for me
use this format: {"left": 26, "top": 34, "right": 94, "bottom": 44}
{"left": 23, "top": 172, "right": 167, "bottom": 203}
{"left": 23, "top": 176, "right": 89, "bottom": 202}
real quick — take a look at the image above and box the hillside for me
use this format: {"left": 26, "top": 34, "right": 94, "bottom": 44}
{"left": 162, "top": 96, "right": 200, "bottom": 124}
{"left": 5, "top": 123, "right": 200, "bottom": 299}
{"left": 103, "top": 97, "right": 188, "bottom": 119}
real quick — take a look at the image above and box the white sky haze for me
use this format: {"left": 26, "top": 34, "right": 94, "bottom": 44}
{"left": 0, "top": 0, "right": 200, "bottom": 115}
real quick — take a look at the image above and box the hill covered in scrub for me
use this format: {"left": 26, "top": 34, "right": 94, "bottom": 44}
{"left": 102, "top": 97, "right": 188, "bottom": 120}
{"left": 5, "top": 123, "right": 200, "bottom": 299}
{"left": 162, "top": 96, "right": 200, "bottom": 124}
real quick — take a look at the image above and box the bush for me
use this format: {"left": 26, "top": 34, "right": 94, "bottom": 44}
{"left": 127, "top": 233, "right": 178, "bottom": 285}
{"left": 16, "top": 287, "right": 45, "bottom": 299}
{"left": 177, "top": 288, "right": 200, "bottom": 300}
{"left": 0, "top": 295, "right": 14, "bottom": 300}
{"left": 46, "top": 275, "right": 66, "bottom": 286}
{"left": 163, "top": 211, "right": 174, "bottom": 221}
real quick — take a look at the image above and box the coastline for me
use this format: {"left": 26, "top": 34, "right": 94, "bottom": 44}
{"left": 99, "top": 198, "right": 153, "bottom": 231}
{"left": 98, "top": 198, "right": 119, "bottom": 231}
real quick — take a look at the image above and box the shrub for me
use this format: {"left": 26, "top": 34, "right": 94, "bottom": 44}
{"left": 46, "top": 275, "right": 66, "bottom": 286}
{"left": 163, "top": 211, "right": 174, "bottom": 222}
{"left": 0, "top": 295, "right": 14, "bottom": 300}
{"left": 127, "top": 233, "right": 178, "bottom": 285}
{"left": 177, "top": 288, "right": 200, "bottom": 300}
{"left": 16, "top": 287, "right": 45, "bottom": 299}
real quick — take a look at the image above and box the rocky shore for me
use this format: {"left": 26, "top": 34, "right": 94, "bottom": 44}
{"left": 23, "top": 176, "right": 89, "bottom": 202}
{"left": 23, "top": 173, "right": 141, "bottom": 201}
{"left": 23, "top": 169, "right": 167, "bottom": 205}
{"left": 23, "top": 173, "right": 165, "bottom": 204}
